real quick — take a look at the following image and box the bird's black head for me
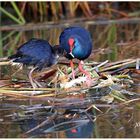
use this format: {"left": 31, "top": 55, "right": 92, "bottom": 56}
{"left": 53, "top": 45, "right": 75, "bottom": 60}
{"left": 52, "top": 45, "right": 65, "bottom": 57}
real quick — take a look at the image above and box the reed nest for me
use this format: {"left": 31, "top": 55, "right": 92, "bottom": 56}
{"left": 0, "top": 57, "right": 140, "bottom": 134}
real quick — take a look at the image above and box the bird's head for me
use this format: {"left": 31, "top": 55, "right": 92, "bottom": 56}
{"left": 52, "top": 45, "right": 65, "bottom": 57}
{"left": 66, "top": 37, "right": 83, "bottom": 60}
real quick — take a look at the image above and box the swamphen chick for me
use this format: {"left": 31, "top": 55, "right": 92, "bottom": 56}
{"left": 59, "top": 26, "right": 93, "bottom": 86}
{"left": 9, "top": 38, "right": 63, "bottom": 88}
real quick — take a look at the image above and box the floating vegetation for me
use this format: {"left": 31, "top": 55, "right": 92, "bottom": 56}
{"left": 0, "top": 57, "right": 139, "bottom": 135}
{"left": 0, "top": 58, "right": 139, "bottom": 101}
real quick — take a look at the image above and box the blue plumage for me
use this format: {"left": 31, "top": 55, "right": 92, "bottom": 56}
{"left": 59, "top": 26, "right": 93, "bottom": 60}
{"left": 59, "top": 26, "right": 93, "bottom": 86}
{"left": 9, "top": 38, "right": 58, "bottom": 70}
{"left": 8, "top": 38, "right": 64, "bottom": 88}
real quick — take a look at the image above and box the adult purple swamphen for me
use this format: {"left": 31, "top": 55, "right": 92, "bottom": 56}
{"left": 8, "top": 38, "right": 63, "bottom": 88}
{"left": 59, "top": 26, "right": 93, "bottom": 86}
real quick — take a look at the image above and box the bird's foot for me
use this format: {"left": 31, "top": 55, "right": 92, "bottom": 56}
{"left": 33, "top": 79, "right": 43, "bottom": 88}
{"left": 28, "top": 67, "right": 43, "bottom": 90}
{"left": 78, "top": 60, "right": 92, "bottom": 87}
{"left": 31, "top": 82, "right": 38, "bottom": 89}
{"left": 85, "top": 76, "right": 93, "bottom": 87}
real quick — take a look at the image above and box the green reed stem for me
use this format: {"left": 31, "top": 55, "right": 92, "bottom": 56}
{"left": 2, "top": 31, "right": 16, "bottom": 42}
{"left": 11, "top": 2, "right": 26, "bottom": 24}
{"left": 7, "top": 32, "right": 22, "bottom": 56}
{"left": 0, "top": 6, "right": 23, "bottom": 24}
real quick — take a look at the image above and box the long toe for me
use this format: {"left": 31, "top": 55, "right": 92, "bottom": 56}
{"left": 31, "top": 81, "right": 38, "bottom": 89}
{"left": 86, "top": 76, "right": 93, "bottom": 87}
{"left": 33, "top": 79, "right": 43, "bottom": 88}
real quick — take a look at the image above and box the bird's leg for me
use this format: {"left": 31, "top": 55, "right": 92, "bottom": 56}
{"left": 28, "top": 67, "right": 38, "bottom": 89}
{"left": 11, "top": 63, "right": 23, "bottom": 76}
{"left": 70, "top": 60, "right": 75, "bottom": 79}
{"left": 78, "top": 61, "right": 91, "bottom": 78}
{"left": 78, "top": 60, "right": 92, "bottom": 87}
{"left": 33, "top": 79, "right": 43, "bottom": 88}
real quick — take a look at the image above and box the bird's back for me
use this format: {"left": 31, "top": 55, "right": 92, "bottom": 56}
{"left": 9, "top": 39, "right": 56, "bottom": 70}
{"left": 18, "top": 39, "right": 53, "bottom": 60}
{"left": 60, "top": 27, "right": 90, "bottom": 38}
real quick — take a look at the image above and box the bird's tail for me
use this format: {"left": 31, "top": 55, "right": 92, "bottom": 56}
{"left": 8, "top": 52, "right": 22, "bottom": 60}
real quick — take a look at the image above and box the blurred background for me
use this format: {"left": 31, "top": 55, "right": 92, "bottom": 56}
{"left": 0, "top": 2, "right": 140, "bottom": 60}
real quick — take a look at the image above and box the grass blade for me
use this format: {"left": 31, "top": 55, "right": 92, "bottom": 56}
{"left": 7, "top": 32, "right": 22, "bottom": 56}
{"left": 11, "top": 2, "right": 26, "bottom": 24}
{"left": 2, "top": 31, "right": 16, "bottom": 41}
{"left": 0, "top": 6, "right": 22, "bottom": 24}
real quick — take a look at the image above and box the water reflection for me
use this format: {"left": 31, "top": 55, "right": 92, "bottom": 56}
{"left": 4, "top": 111, "right": 94, "bottom": 138}
{"left": 65, "top": 120, "right": 94, "bottom": 138}
{"left": 14, "top": 118, "right": 94, "bottom": 138}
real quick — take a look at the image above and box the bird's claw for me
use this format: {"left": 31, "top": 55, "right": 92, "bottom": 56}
{"left": 85, "top": 76, "right": 93, "bottom": 87}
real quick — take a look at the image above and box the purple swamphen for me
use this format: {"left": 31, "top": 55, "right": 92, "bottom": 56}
{"left": 9, "top": 38, "right": 63, "bottom": 88}
{"left": 59, "top": 26, "right": 93, "bottom": 86}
